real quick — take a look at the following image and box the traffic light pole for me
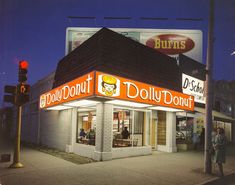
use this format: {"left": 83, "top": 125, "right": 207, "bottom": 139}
{"left": 10, "top": 105, "right": 23, "bottom": 168}
{"left": 6, "top": 60, "right": 29, "bottom": 168}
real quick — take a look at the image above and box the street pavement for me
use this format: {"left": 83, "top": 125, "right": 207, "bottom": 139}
{"left": 1, "top": 137, "right": 235, "bottom": 185}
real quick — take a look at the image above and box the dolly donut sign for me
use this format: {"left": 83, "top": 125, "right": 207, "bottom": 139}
{"left": 96, "top": 72, "right": 194, "bottom": 111}
{"left": 40, "top": 71, "right": 194, "bottom": 111}
{"left": 39, "top": 72, "right": 95, "bottom": 108}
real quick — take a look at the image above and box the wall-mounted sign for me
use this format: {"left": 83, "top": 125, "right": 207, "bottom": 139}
{"left": 145, "top": 34, "right": 194, "bottom": 55}
{"left": 40, "top": 71, "right": 195, "bottom": 111}
{"left": 182, "top": 73, "right": 205, "bottom": 104}
{"left": 66, "top": 27, "right": 202, "bottom": 63}
{"left": 39, "top": 72, "right": 94, "bottom": 108}
{"left": 96, "top": 72, "right": 194, "bottom": 111}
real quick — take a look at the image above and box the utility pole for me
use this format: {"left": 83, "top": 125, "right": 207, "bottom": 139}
{"left": 204, "top": 0, "right": 214, "bottom": 174}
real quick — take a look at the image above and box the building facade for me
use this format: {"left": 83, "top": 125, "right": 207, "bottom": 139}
{"left": 13, "top": 28, "right": 234, "bottom": 161}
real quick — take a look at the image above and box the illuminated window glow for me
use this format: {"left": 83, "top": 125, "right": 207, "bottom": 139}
{"left": 106, "top": 100, "right": 150, "bottom": 108}
{"left": 46, "top": 105, "right": 71, "bottom": 111}
{"left": 64, "top": 100, "right": 99, "bottom": 107}
{"left": 149, "top": 106, "right": 183, "bottom": 112}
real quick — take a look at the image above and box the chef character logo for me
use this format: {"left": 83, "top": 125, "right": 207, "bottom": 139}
{"left": 98, "top": 74, "right": 120, "bottom": 97}
{"left": 40, "top": 94, "right": 46, "bottom": 108}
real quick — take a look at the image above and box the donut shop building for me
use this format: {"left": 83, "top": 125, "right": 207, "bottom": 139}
{"left": 38, "top": 28, "right": 196, "bottom": 161}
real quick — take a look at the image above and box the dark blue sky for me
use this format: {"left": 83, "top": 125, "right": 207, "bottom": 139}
{"left": 1, "top": 0, "right": 235, "bottom": 105}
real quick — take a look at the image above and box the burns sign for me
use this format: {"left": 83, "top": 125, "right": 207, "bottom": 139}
{"left": 66, "top": 28, "right": 202, "bottom": 63}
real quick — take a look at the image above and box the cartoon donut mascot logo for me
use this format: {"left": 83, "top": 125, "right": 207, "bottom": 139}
{"left": 98, "top": 74, "right": 120, "bottom": 97}
{"left": 102, "top": 75, "right": 117, "bottom": 96}
{"left": 40, "top": 94, "right": 46, "bottom": 108}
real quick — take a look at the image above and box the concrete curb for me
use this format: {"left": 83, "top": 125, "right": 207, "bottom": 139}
{"left": 197, "top": 170, "right": 235, "bottom": 185}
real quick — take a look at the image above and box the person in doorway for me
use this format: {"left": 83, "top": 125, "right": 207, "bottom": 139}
{"left": 121, "top": 127, "right": 130, "bottom": 139}
{"left": 212, "top": 128, "right": 227, "bottom": 177}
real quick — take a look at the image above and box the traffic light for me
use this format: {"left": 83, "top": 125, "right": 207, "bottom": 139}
{"left": 17, "top": 84, "right": 30, "bottom": 106}
{"left": 18, "top": 60, "right": 28, "bottom": 83}
{"left": 4, "top": 85, "right": 17, "bottom": 104}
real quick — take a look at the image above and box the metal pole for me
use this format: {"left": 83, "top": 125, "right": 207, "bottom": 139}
{"left": 204, "top": 0, "right": 214, "bottom": 174}
{"left": 10, "top": 105, "right": 23, "bottom": 168}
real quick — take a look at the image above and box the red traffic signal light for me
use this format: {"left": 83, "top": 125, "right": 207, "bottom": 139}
{"left": 19, "top": 60, "right": 28, "bottom": 69}
{"left": 18, "top": 60, "right": 28, "bottom": 83}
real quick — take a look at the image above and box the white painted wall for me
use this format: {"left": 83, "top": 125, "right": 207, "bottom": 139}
{"left": 39, "top": 109, "right": 73, "bottom": 151}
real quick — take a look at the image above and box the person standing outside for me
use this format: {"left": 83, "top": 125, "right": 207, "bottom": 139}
{"left": 213, "top": 128, "right": 227, "bottom": 177}
{"left": 192, "top": 132, "right": 199, "bottom": 150}
{"left": 200, "top": 127, "right": 205, "bottom": 149}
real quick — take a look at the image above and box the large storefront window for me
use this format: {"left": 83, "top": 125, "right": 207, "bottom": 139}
{"left": 112, "top": 108, "right": 145, "bottom": 148}
{"left": 213, "top": 121, "right": 232, "bottom": 142}
{"left": 76, "top": 108, "right": 96, "bottom": 146}
{"left": 176, "top": 117, "right": 194, "bottom": 144}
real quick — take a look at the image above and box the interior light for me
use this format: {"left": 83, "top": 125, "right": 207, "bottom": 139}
{"left": 46, "top": 105, "right": 71, "bottom": 111}
{"left": 77, "top": 107, "right": 96, "bottom": 112}
{"left": 149, "top": 106, "right": 183, "bottom": 112}
{"left": 106, "top": 100, "right": 150, "bottom": 108}
{"left": 64, "top": 100, "right": 99, "bottom": 107}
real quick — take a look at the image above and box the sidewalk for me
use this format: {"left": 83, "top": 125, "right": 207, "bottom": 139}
{"left": 1, "top": 140, "right": 235, "bottom": 185}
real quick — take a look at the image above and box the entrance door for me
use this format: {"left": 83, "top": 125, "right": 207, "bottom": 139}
{"left": 157, "top": 111, "right": 166, "bottom": 145}
{"left": 151, "top": 118, "right": 157, "bottom": 149}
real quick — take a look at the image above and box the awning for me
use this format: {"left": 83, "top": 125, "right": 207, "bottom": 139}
{"left": 194, "top": 107, "right": 235, "bottom": 123}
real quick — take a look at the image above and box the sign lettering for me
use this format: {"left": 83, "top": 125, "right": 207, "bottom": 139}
{"left": 182, "top": 73, "right": 205, "bottom": 104}
{"left": 40, "top": 73, "right": 94, "bottom": 108}
{"left": 96, "top": 72, "right": 194, "bottom": 111}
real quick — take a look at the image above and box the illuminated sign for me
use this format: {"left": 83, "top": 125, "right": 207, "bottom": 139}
{"left": 39, "top": 72, "right": 94, "bottom": 108}
{"left": 40, "top": 71, "right": 195, "bottom": 111}
{"left": 182, "top": 73, "right": 205, "bottom": 104}
{"left": 66, "top": 27, "right": 202, "bottom": 63}
{"left": 96, "top": 72, "right": 194, "bottom": 111}
{"left": 145, "top": 34, "right": 195, "bottom": 55}
{"left": 97, "top": 74, "right": 120, "bottom": 97}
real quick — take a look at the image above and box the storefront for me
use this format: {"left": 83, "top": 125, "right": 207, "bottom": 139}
{"left": 175, "top": 110, "right": 234, "bottom": 150}
{"left": 40, "top": 71, "right": 194, "bottom": 160}
{"left": 175, "top": 72, "right": 206, "bottom": 150}
{"left": 194, "top": 107, "right": 234, "bottom": 142}
{"left": 174, "top": 72, "right": 235, "bottom": 150}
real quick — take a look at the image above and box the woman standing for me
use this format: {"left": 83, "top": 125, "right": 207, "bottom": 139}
{"left": 213, "top": 128, "right": 227, "bottom": 177}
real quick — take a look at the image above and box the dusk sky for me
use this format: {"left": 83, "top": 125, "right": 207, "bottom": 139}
{"left": 1, "top": 0, "right": 235, "bottom": 106}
